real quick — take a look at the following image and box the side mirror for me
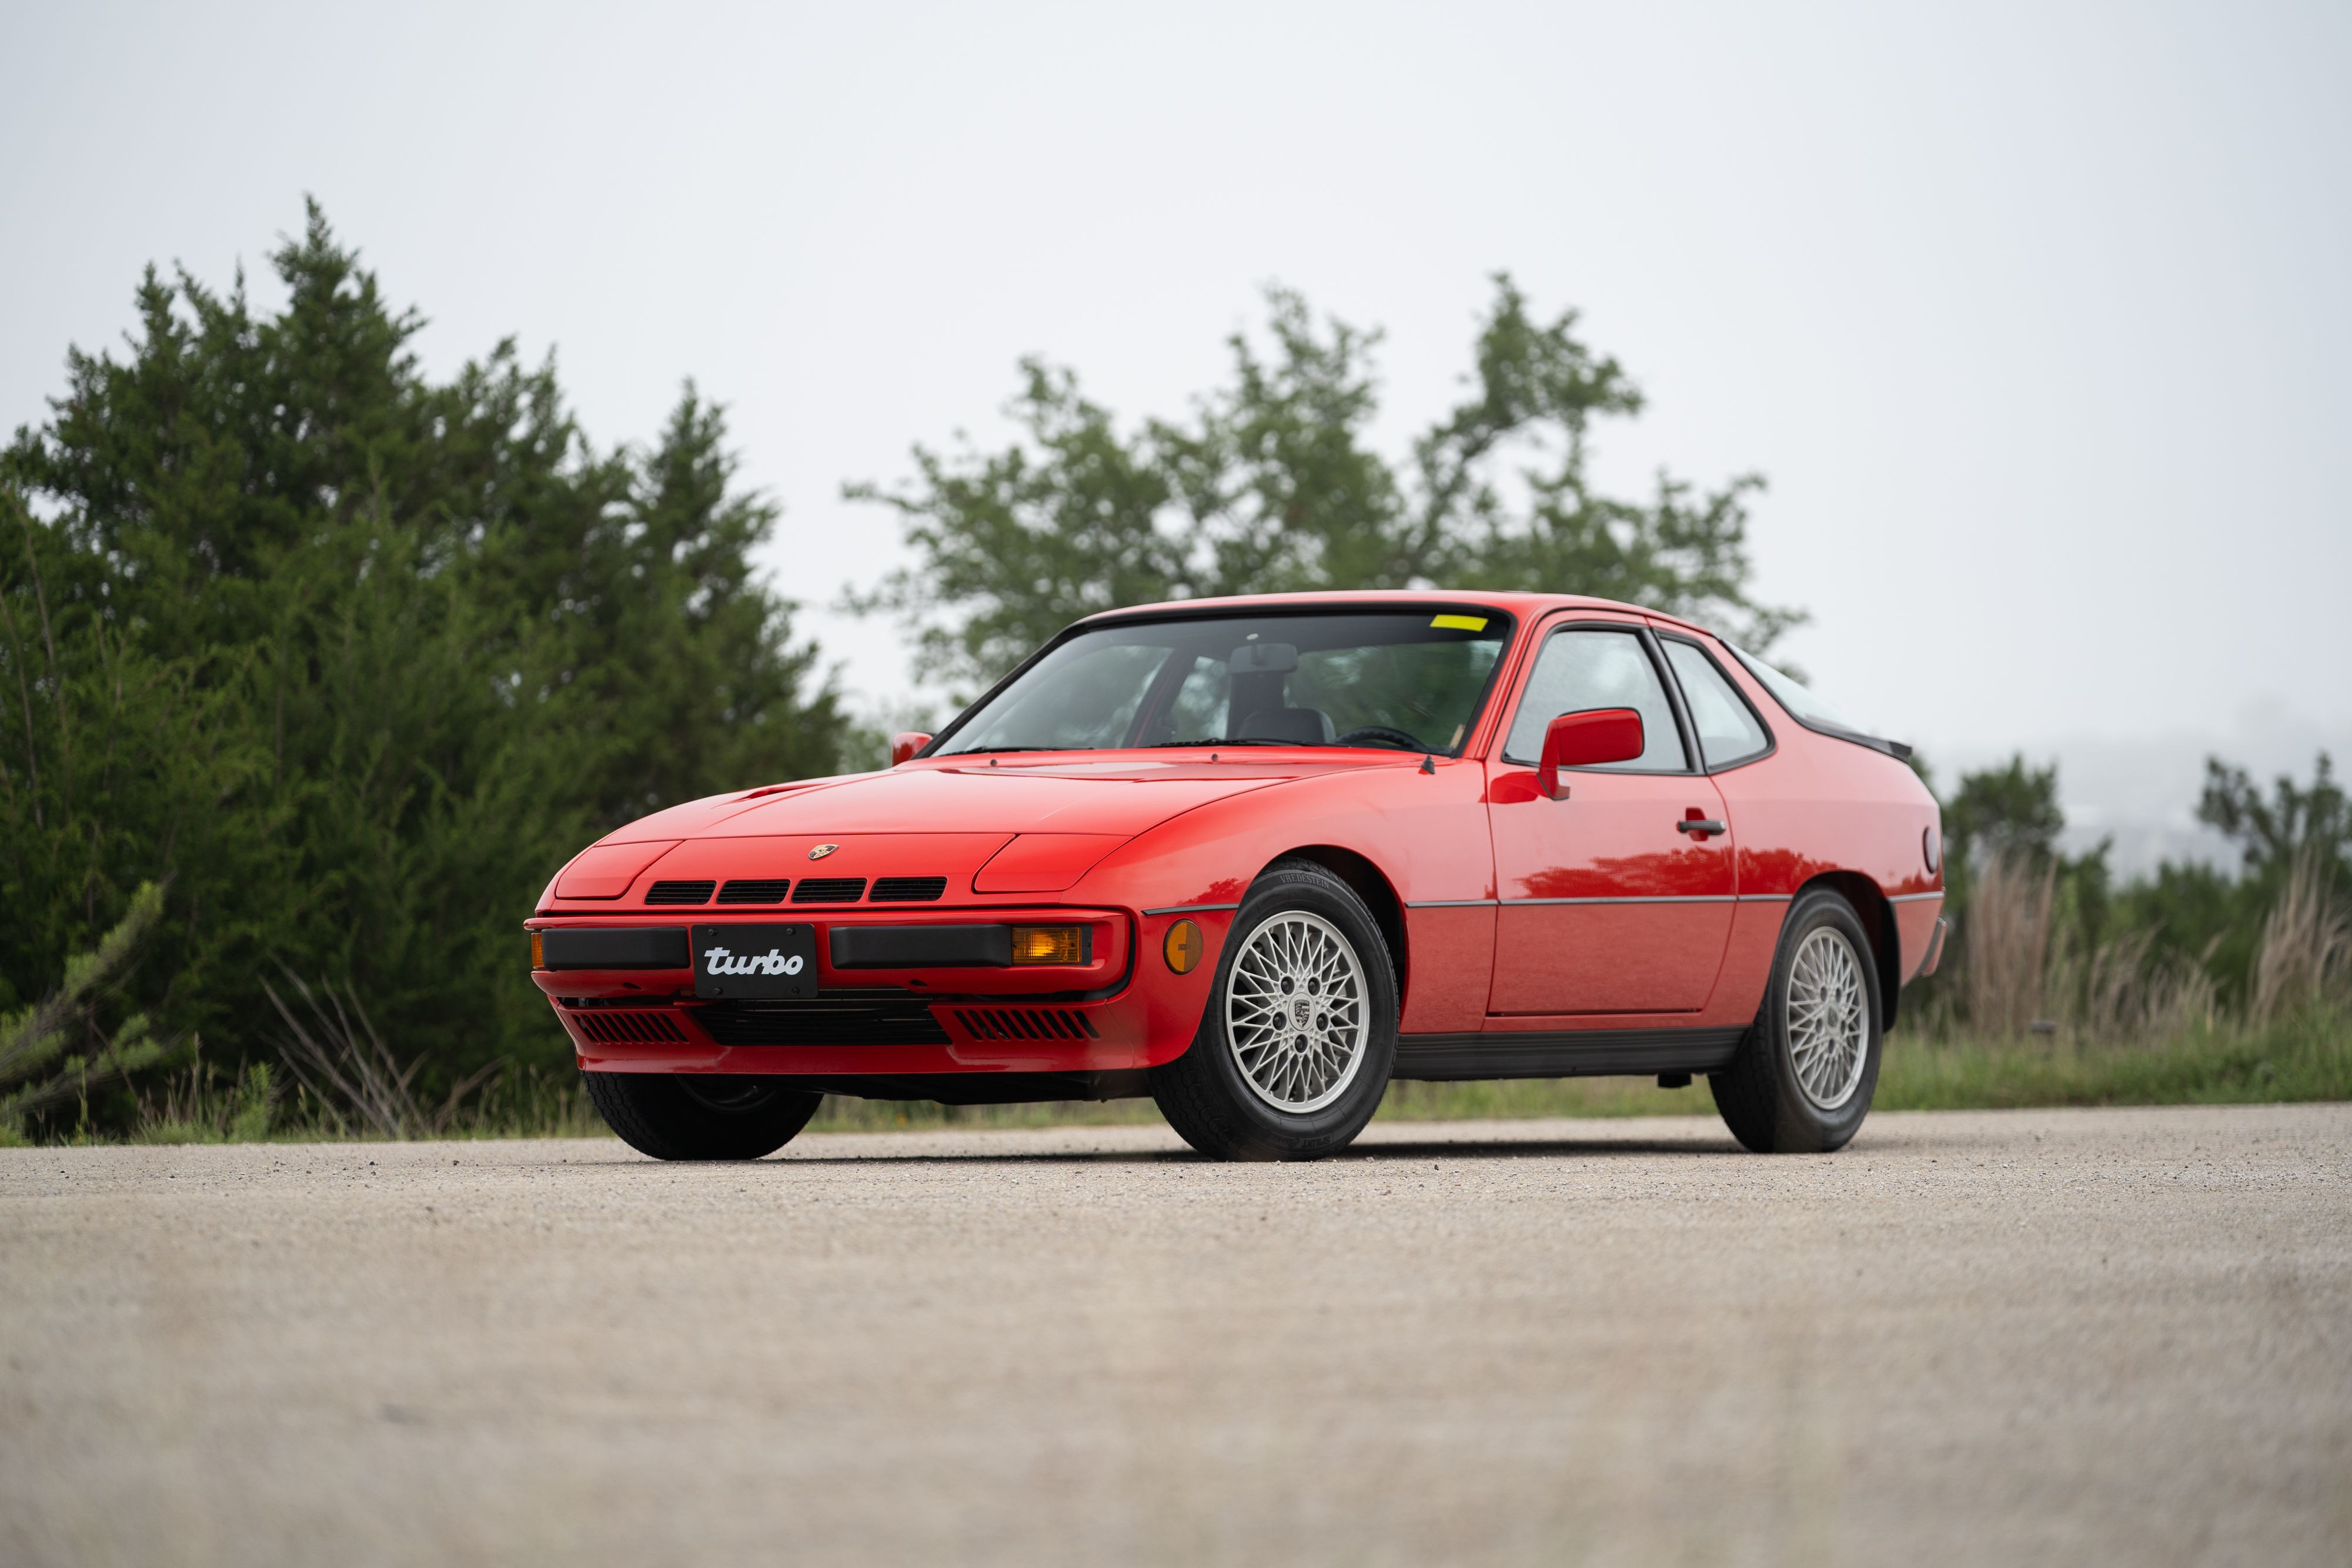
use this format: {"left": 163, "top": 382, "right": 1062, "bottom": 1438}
{"left": 890, "top": 731, "right": 933, "bottom": 767}
{"left": 1537, "top": 708, "right": 1644, "bottom": 799}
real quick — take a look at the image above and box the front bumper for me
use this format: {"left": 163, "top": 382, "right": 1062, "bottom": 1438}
{"left": 525, "top": 904, "right": 1225, "bottom": 1076}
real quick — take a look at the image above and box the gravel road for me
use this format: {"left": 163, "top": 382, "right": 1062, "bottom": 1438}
{"left": 4, "top": 1104, "right": 2347, "bottom": 1567}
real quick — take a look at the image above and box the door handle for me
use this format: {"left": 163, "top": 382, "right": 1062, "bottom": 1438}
{"left": 1677, "top": 818, "right": 1726, "bottom": 838}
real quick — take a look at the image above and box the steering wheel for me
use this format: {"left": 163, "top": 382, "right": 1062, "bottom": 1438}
{"left": 1333, "top": 725, "right": 1426, "bottom": 752}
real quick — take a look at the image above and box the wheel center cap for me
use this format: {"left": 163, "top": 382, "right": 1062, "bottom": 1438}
{"left": 1292, "top": 998, "right": 1312, "bottom": 1028}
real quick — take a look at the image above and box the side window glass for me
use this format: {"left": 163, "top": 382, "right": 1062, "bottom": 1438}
{"left": 1661, "top": 640, "right": 1771, "bottom": 768}
{"left": 1501, "top": 628, "right": 1688, "bottom": 771}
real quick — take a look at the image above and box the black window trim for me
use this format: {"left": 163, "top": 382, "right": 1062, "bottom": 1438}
{"left": 1496, "top": 620, "right": 1699, "bottom": 777}
{"left": 920, "top": 601, "right": 1523, "bottom": 761}
{"left": 1719, "top": 643, "right": 1915, "bottom": 763}
{"left": 1652, "top": 631, "right": 1778, "bottom": 775}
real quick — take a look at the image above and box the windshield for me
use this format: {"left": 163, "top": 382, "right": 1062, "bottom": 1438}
{"left": 934, "top": 610, "right": 1514, "bottom": 756}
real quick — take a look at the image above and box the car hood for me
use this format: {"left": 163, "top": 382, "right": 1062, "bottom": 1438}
{"left": 544, "top": 756, "right": 1404, "bottom": 906}
{"left": 599, "top": 756, "right": 1388, "bottom": 845}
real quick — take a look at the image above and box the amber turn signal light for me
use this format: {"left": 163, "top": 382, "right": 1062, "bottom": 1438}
{"left": 530, "top": 930, "right": 544, "bottom": 970}
{"left": 1163, "top": 919, "right": 1202, "bottom": 975}
{"left": 1010, "top": 925, "right": 1084, "bottom": 965}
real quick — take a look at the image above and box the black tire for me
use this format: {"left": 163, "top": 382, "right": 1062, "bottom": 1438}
{"left": 582, "top": 1071, "right": 823, "bottom": 1161}
{"left": 1149, "top": 860, "right": 1398, "bottom": 1161}
{"left": 1709, "top": 887, "right": 1883, "bottom": 1153}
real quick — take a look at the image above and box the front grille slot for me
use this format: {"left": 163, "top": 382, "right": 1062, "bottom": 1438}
{"left": 695, "top": 989, "right": 949, "bottom": 1047}
{"left": 567, "top": 1009, "right": 689, "bottom": 1044}
{"left": 953, "top": 1007, "right": 1101, "bottom": 1042}
{"left": 869, "top": 876, "right": 948, "bottom": 902}
{"left": 644, "top": 881, "right": 714, "bottom": 905}
{"left": 717, "top": 879, "right": 790, "bottom": 904}
{"left": 791, "top": 877, "right": 867, "bottom": 904}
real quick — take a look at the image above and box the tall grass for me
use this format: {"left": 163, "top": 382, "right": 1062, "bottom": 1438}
{"left": 1962, "top": 849, "right": 2056, "bottom": 1035}
{"left": 263, "top": 973, "right": 505, "bottom": 1138}
{"left": 19, "top": 844, "right": 2346, "bottom": 1145}
{"left": 1840, "top": 841, "right": 2351, "bottom": 1118}
{"left": 1876, "top": 1006, "right": 2351, "bottom": 1111}
{"left": 2251, "top": 851, "right": 2351, "bottom": 1024}
{"left": 121, "top": 1051, "right": 602, "bottom": 1144}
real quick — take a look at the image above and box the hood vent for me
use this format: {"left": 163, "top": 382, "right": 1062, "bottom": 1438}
{"left": 791, "top": 877, "right": 867, "bottom": 904}
{"left": 869, "top": 877, "right": 948, "bottom": 902}
{"left": 644, "top": 880, "right": 714, "bottom": 905}
{"left": 717, "top": 879, "right": 790, "bottom": 904}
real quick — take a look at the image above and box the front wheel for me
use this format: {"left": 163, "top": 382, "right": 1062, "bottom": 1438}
{"left": 1709, "top": 888, "right": 1882, "bottom": 1153}
{"left": 583, "top": 1071, "right": 822, "bottom": 1161}
{"left": 1149, "top": 860, "right": 1398, "bottom": 1161}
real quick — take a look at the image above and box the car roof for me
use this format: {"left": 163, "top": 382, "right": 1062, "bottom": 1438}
{"left": 1074, "top": 589, "right": 1720, "bottom": 642}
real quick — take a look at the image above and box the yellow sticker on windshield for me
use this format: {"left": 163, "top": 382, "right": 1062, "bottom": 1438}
{"left": 1429, "top": 614, "right": 1488, "bottom": 631}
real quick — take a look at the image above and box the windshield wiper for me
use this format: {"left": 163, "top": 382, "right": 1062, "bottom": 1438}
{"left": 940, "top": 745, "right": 1057, "bottom": 756}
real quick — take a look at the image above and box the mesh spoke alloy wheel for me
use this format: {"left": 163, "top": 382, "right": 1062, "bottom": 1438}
{"left": 1224, "top": 910, "right": 1371, "bottom": 1114}
{"left": 1786, "top": 926, "right": 1869, "bottom": 1111}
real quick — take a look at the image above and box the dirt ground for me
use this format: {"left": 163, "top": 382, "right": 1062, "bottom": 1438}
{"left": 3, "top": 1104, "right": 2347, "bottom": 1567}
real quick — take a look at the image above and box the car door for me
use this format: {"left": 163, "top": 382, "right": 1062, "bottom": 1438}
{"left": 1486, "top": 618, "right": 1736, "bottom": 1014}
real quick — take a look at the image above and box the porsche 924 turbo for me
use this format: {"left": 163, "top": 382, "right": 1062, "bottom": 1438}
{"left": 527, "top": 592, "right": 1946, "bottom": 1161}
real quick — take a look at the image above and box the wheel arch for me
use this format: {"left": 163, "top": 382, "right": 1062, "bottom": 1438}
{"left": 1263, "top": 845, "right": 1408, "bottom": 1000}
{"left": 1796, "top": 870, "right": 1902, "bottom": 1030}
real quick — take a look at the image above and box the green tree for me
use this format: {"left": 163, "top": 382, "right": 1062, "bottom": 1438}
{"left": 1937, "top": 754, "right": 2110, "bottom": 956}
{"left": 1945, "top": 755, "right": 2068, "bottom": 874}
{"left": 1, "top": 204, "right": 848, "bottom": 1118}
{"left": 2198, "top": 753, "right": 2348, "bottom": 885}
{"left": 850, "top": 276, "right": 1802, "bottom": 694}
{"left": 0, "top": 883, "right": 173, "bottom": 1135}
{"left": 2187, "top": 754, "right": 2349, "bottom": 1000}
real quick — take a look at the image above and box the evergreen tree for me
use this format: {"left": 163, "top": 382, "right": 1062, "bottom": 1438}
{"left": 0, "top": 204, "right": 847, "bottom": 1112}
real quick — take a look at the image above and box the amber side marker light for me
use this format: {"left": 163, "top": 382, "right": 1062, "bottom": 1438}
{"left": 1163, "top": 919, "right": 1203, "bottom": 975}
{"left": 530, "top": 931, "right": 544, "bottom": 970}
{"left": 1010, "top": 925, "right": 1085, "bottom": 965}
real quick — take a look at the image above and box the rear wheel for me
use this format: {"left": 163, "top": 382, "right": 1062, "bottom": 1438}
{"left": 1709, "top": 887, "right": 1882, "bottom": 1153}
{"left": 1149, "top": 860, "right": 1397, "bottom": 1161}
{"left": 583, "top": 1071, "right": 822, "bottom": 1161}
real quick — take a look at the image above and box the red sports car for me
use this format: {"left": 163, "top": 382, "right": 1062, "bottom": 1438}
{"left": 529, "top": 593, "right": 1945, "bottom": 1161}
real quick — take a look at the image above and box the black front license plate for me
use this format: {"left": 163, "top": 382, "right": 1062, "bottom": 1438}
{"left": 692, "top": 924, "right": 818, "bottom": 1000}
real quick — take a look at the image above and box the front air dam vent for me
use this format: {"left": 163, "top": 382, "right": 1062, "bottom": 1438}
{"left": 953, "top": 1007, "right": 1100, "bottom": 1042}
{"left": 567, "top": 1009, "right": 689, "bottom": 1044}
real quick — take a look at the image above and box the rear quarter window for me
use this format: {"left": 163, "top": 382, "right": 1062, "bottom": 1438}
{"left": 1661, "top": 639, "right": 1772, "bottom": 769}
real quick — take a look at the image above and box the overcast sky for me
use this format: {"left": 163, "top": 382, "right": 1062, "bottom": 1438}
{"left": 6, "top": 1, "right": 2347, "bottom": 811}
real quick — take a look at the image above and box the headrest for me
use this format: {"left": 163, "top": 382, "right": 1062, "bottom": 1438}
{"left": 1235, "top": 707, "right": 1336, "bottom": 745}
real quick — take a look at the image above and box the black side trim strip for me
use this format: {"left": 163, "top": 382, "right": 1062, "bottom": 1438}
{"left": 1141, "top": 902, "right": 1241, "bottom": 916}
{"left": 830, "top": 924, "right": 1014, "bottom": 969}
{"left": 1505, "top": 895, "right": 1736, "bottom": 906}
{"left": 1394, "top": 1026, "right": 1747, "bottom": 1081}
{"left": 540, "top": 926, "right": 691, "bottom": 971}
{"left": 1408, "top": 896, "right": 1794, "bottom": 908}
